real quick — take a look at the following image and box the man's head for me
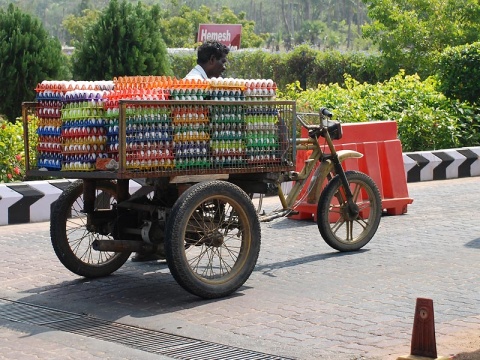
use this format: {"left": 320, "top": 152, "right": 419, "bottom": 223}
{"left": 197, "top": 40, "right": 229, "bottom": 78}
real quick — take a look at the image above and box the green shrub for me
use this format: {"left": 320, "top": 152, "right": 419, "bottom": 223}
{"left": 277, "top": 45, "right": 318, "bottom": 89}
{"left": 436, "top": 42, "right": 480, "bottom": 104}
{"left": 168, "top": 50, "right": 196, "bottom": 79}
{"left": 280, "top": 71, "right": 480, "bottom": 152}
{"left": 0, "top": 119, "right": 25, "bottom": 182}
{"left": 227, "top": 49, "right": 278, "bottom": 80}
{"left": 169, "top": 47, "right": 389, "bottom": 89}
{"left": 0, "top": 116, "right": 38, "bottom": 183}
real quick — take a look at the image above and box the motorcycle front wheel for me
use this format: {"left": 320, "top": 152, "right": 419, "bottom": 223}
{"left": 317, "top": 171, "right": 382, "bottom": 252}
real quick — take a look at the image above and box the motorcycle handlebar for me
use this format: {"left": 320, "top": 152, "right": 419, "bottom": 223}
{"left": 320, "top": 107, "right": 333, "bottom": 118}
{"left": 296, "top": 107, "right": 335, "bottom": 130}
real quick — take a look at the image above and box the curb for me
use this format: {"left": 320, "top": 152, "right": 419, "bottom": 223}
{"left": 0, "top": 179, "right": 144, "bottom": 226}
{"left": 1, "top": 147, "right": 479, "bottom": 226}
{"left": 403, "top": 147, "right": 480, "bottom": 182}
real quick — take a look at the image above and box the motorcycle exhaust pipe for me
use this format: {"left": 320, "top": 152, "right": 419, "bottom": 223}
{"left": 92, "top": 240, "right": 158, "bottom": 253}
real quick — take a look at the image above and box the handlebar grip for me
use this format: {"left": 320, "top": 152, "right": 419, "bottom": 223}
{"left": 320, "top": 107, "right": 333, "bottom": 118}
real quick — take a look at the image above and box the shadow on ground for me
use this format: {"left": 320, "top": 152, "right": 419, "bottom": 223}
{"left": 465, "top": 238, "right": 480, "bottom": 249}
{"left": 453, "top": 349, "right": 480, "bottom": 359}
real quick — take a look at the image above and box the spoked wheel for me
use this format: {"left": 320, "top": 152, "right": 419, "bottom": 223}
{"left": 165, "top": 180, "right": 261, "bottom": 299}
{"left": 317, "top": 171, "right": 382, "bottom": 252}
{"left": 50, "top": 180, "right": 131, "bottom": 278}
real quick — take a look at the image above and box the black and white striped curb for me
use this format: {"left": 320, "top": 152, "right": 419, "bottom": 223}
{"left": 0, "top": 179, "right": 144, "bottom": 226}
{"left": 403, "top": 147, "right": 480, "bottom": 182}
{"left": 1, "top": 146, "right": 479, "bottom": 225}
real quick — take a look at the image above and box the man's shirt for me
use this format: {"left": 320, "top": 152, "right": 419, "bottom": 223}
{"left": 184, "top": 65, "right": 208, "bottom": 80}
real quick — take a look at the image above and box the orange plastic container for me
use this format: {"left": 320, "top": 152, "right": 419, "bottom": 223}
{"left": 290, "top": 121, "right": 413, "bottom": 221}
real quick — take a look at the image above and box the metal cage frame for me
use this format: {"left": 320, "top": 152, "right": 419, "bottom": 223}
{"left": 23, "top": 100, "right": 297, "bottom": 180}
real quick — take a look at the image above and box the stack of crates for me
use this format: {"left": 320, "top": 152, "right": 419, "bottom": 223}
{"left": 245, "top": 106, "right": 282, "bottom": 164}
{"left": 35, "top": 82, "right": 64, "bottom": 170}
{"left": 124, "top": 104, "right": 174, "bottom": 170}
{"left": 210, "top": 104, "right": 245, "bottom": 167}
{"left": 60, "top": 82, "right": 113, "bottom": 171}
{"left": 103, "top": 76, "right": 172, "bottom": 170}
{"left": 33, "top": 76, "right": 284, "bottom": 173}
{"left": 173, "top": 104, "right": 210, "bottom": 169}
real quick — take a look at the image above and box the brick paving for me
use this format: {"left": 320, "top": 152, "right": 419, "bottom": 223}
{"left": 0, "top": 177, "right": 479, "bottom": 359}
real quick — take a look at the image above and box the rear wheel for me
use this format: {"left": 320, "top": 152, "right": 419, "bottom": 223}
{"left": 165, "top": 180, "right": 261, "bottom": 299}
{"left": 50, "top": 180, "right": 131, "bottom": 278}
{"left": 317, "top": 171, "right": 382, "bottom": 252}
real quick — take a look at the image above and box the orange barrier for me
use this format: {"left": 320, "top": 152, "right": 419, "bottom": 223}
{"left": 290, "top": 121, "right": 413, "bottom": 221}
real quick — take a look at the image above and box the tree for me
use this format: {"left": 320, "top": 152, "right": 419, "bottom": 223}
{"left": 72, "top": 0, "right": 172, "bottom": 80}
{"left": 436, "top": 42, "right": 480, "bottom": 104}
{"left": 159, "top": 4, "right": 211, "bottom": 48}
{"left": 362, "top": 0, "right": 480, "bottom": 76}
{"left": 296, "top": 20, "right": 326, "bottom": 47}
{"left": 213, "top": 7, "right": 265, "bottom": 48}
{"left": 62, "top": 8, "right": 100, "bottom": 46}
{"left": 3, "top": 0, "right": 374, "bottom": 52}
{"left": 0, "top": 4, "right": 68, "bottom": 122}
{"left": 76, "top": 0, "right": 93, "bottom": 15}
{"left": 159, "top": 3, "right": 265, "bottom": 49}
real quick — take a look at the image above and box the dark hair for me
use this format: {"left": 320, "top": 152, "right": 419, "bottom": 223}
{"left": 197, "top": 40, "right": 230, "bottom": 65}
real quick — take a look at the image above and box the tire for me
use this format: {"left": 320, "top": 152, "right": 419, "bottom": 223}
{"left": 50, "top": 180, "right": 131, "bottom": 278}
{"left": 165, "top": 180, "right": 261, "bottom": 299}
{"left": 317, "top": 171, "right": 382, "bottom": 252}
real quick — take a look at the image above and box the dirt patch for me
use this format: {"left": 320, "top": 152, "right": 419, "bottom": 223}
{"left": 452, "top": 350, "right": 480, "bottom": 360}
{"left": 439, "top": 328, "right": 480, "bottom": 360}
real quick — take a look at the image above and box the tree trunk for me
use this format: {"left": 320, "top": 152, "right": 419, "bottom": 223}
{"left": 346, "top": 1, "right": 352, "bottom": 49}
{"left": 281, "top": 0, "right": 291, "bottom": 36}
{"left": 357, "top": 0, "right": 363, "bottom": 35}
{"left": 304, "top": 0, "right": 311, "bottom": 21}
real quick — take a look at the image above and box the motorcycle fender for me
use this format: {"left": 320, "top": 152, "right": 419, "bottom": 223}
{"left": 336, "top": 149, "right": 363, "bottom": 162}
{"left": 306, "top": 150, "right": 363, "bottom": 204}
{"left": 316, "top": 150, "right": 363, "bottom": 180}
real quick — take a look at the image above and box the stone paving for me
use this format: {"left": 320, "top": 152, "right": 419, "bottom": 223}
{"left": 0, "top": 177, "right": 479, "bottom": 360}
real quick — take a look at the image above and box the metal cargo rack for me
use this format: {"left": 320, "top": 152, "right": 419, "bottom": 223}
{"left": 23, "top": 99, "right": 297, "bottom": 180}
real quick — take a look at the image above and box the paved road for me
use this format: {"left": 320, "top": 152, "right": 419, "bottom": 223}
{"left": 0, "top": 177, "right": 479, "bottom": 360}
